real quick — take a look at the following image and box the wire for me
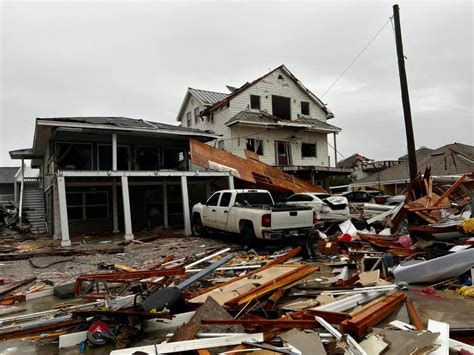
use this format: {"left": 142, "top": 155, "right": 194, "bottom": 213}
{"left": 320, "top": 17, "right": 393, "bottom": 99}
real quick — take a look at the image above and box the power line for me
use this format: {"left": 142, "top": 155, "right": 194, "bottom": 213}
{"left": 320, "top": 17, "right": 393, "bottom": 99}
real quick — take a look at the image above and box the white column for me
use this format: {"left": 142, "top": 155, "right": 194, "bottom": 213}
{"left": 121, "top": 176, "right": 134, "bottom": 240}
{"left": 53, "top": 179, "right": 61, "bottom": 240}
{"left": 112, "top": 178, "right": 119, "bottom": 233}
{"left": 57, "top": 176, "right": 71, "bottom": 247}
{"left": 163, "top": 180, "right": 168, "bottom": 228}
{"left": 19, "top": 159, "right": 24, "bottom": 225}
{"left": 181, "top": 175, "right": 191, "bottom": 236}
{"left": 228, "top": 174, "right": 235, "bottom": 190}
{"left": 112, "top": 133, "right": 117, "bottom": 171}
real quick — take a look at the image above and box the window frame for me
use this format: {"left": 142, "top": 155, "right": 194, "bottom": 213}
{"left": 186, "top": 112, "right": 192, "bottom": 127}
{"left": 246, "top": 138, "right": 264, "bottom": 156}
{"left": 250, "top": 95, "right": 261, "bottom": 110}
{"left": 301, "top": 101, "right": 310, "bottom": 116}
{"left": 66, "top": 191, "right": 109, "bottom": 221}
{"left": 54, "top": 142, "right": 93, "bottom": 171}
{"left": 271, "top": 95, "right": 292, "bottom": 120}
{"left": 206, "top": 192, "right": 220, "bottom": 206}
{"left": 219, "top": 192, "right": 232, "bottom": 207}
{"left": 301, "top": 142, "right": 317, "bottom": 158}
{"left": 194, "top": 107, "right": 200, "bottom": 124}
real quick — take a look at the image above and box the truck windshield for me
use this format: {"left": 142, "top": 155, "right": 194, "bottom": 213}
{"left": 235, "top": 192, "right": 273, "bottom": 207}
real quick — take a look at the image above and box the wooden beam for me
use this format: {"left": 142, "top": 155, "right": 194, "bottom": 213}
{"left": 406, "top": 300, "right": 425, "bottom": 330}
{"left": 432, "top": 174, "right": 467, "bottom": 207}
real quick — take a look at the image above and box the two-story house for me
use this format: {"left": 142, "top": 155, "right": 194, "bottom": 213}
{"left": 9, "top": 117, "right": 233, "bottom": 246}
{"left": 176, "top": 65, "right": 348, "bottom": 186}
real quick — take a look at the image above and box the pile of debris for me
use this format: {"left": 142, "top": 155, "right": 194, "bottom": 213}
{"left": 0, "top": 172, "right": 473, "bottom": 354}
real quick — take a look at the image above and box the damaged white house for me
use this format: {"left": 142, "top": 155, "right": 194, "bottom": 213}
{"left": 9, "top": 117, "right": 234, "bottom": 246}
{"left": 176, "top": 65, "right": 349, "bottom": 186}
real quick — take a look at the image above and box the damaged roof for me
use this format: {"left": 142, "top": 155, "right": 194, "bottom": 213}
{"left": 36, "top": 116, "right": 217, "bottom": 136}
{"left": 225, "top": 111, "right": 341, "bottom": 133}
{"left": 357, "top": 143, "right": 474, "bottom": 183}
{"left": 202, "top": 65, "right": 334, "bottom": 119}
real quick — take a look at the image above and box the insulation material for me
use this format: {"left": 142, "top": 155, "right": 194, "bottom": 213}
{"left": 189, "top": 139, "right": 325, "bottom": 193}
{"left": 394, "top": 249, "right": 474, "bottom": 283}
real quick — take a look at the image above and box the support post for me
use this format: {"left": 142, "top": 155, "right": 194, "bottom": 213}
{"left": 53, "top": 179, "right": 61, "bottom": 240}
{"left": 19, "top": 159, "right": 24, "bottom": 225}
{"left": 14, "top": 180, "right": 18, "bottom": 203}
{"left": 120, "top": 176, "right": 133, "bottom": 240}
{"left": 181, "top": 176, "right": 191, "bottom": 236}
{"left": 112, "top": 133, "right": 117, "bottom": 171}
{"left": 228, "top": 174, "right": 235, "bottom": 190}
{"left": 393, "top": 4, "right": 417, "bottom": 179}
{"left": 112, "top": 178, "right": 119, "bottom": 233}
{"left": 57, "top": 176, "right": 71, "bottom": 247}
{"left": 163, "top": 180, "right": 168, "bottom": 228}
{"left": 333, "top": 133, "right": 338, "bottom": 167}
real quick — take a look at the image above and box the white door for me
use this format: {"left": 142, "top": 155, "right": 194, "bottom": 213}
{"left": 202, "top": 192, "right": 220, "bottom": 229}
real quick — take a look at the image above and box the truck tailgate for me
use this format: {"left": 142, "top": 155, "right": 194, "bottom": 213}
{"left": 271, "top": 208, "right": 313, "bottom": 229}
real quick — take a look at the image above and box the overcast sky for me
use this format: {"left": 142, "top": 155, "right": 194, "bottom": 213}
{"left": 0, "top": 0, "right": 472, "bottom": 167}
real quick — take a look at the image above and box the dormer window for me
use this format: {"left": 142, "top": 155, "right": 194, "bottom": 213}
{"left": 250, "top": 95, "right": 260, "bottom": 110}
{"left": 301, "top": 101, "right": 310, "bottom": 116}
{"left": 194, "top": 107, "right": 200, "bottom": 124}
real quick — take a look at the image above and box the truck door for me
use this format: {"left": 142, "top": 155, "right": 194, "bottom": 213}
{"left": 214, "top": 192, "right": 232, "bottom": 230}
{"left": 202, "top": 192, "right": 220, "bottom": 229}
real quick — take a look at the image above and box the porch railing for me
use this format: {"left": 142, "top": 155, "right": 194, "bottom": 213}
{"left": 23, "top": 177, "right": 43, "bottom": 189}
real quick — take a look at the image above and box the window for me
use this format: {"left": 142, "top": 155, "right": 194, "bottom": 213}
{"left": 246, "top": 138, "right": 264, "bottom": 156}
{"left": 194, "top": 107, "right": 200, "bottom": 124}
{"left": 135, "top": 146, "right": 161, "bottom": 170}
{"left": 301, "top": 101, "right": 310, "bottom": 115}
{"left": 302, "top": 143, "right": 317, "bottom": 158}
{"left": 219, "top": 192, "right": 232, "bottom": 207}
{"left": 272, "top": 95, "right": 291, "bottom": 120}
{"left": 287, "top": 194, "right": 313, "bottom": 202}
{"left": 250, "top": 95, "right": 261, "bottom": 110}
{"left": 186, "top": 112, "right": 192, "bottom": 127}
{"left": 67, "top": 191, "right": 108, "bottom": 221}
{"left": 55, "top": 143, "right": 92, "bottom": 170}
{"left": 98, "top": 145, "right": 130, "bottom": 170}
{"left": 206, "top": 193, "right": 220, "bottom": 206}
{"left": 163, "top": 147, "right": 186, "bottom": 170}
{"left": 217, "top": 140, "right": 225, "bottom": 149}
{"left": 235, "top": 192, "right": 274, "bottom": 207}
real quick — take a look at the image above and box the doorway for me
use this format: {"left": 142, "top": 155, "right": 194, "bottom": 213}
{"left": 275, "top": 141, "right": 291, "bottom": 166}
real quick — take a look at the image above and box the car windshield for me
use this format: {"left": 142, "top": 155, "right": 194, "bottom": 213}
{"left": 235, "top": 192, "right": 273, "bottom": 207}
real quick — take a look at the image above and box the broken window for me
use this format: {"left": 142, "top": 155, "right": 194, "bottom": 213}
{"left": 55, "top": 143, "right": 92, "bottom": 170}
{"left": 272, "top": 95, "right": 291, "bottom": 120}
{"left": 186, "top": 112, "right": 192, "bottom": 127}
{"left": 97, "top": 145, "right": 130, "bottom": 170}
{"left": 163, "top": 147, "right": 186, "bottom": 170}
{"left": 217, "top": 140, "right": 225, "bottom": 149}
{"left": 194, "top": 107, "right": 200, "bottom": 124}
{"left": 250, "top": 95, "right": 261, "bottom": 110}
{"left": 246, "top": 138, "right": 264, "bottom": 156}
{"left": 67, "top": 191, "right": 108, "bottom": 221}
{"left": 302, "top": 143, "right": 317, "bottom": 158}
{"left": 135, "top": 146, "right": 161, "bottom": 170}
{"left": 301, "top": 101, "right": 310, "bottom": 115}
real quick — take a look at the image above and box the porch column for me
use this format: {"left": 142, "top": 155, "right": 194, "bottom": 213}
{"left": 333, "top": 132, "right": 338, "bottom": 167}
{"left": 228, "top": 174, "right": 235, "bottom": 190}
{"left": 53, "top": 179, "right": 61, "bottom": 240}
{"left": 163, "top": 180, "right": 168, "bottom": 228}
{"left": 57, "top": 176, "right": 71, "bottom": 247}
{"left": 121, "top": 176, "right": 134, "bottom": 240}
{"left": 112, "top": 133, "right": 117, "bottom": 171}
{"left": 181, "top": 175, "right": 191, "bottom": 236}
{"left": 112, "top": 178, "right": 119, "bottom": 233}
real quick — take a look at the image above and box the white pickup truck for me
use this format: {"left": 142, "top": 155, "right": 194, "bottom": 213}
{"left": 191, "top": 189, "right": 315, "bottom": 246}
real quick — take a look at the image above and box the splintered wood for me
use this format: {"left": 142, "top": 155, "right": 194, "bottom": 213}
{"left": 189, "top": 139, "right": 325, "bottom": 193}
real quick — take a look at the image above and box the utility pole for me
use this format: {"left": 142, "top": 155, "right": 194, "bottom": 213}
{"left": 393, "top": 4, "right": 417, "bottom": 179}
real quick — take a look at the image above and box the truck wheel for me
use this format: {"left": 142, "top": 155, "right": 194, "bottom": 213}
{"left": 192, "top": 215, "right": 204, "bottom": 237}
{"left": 241, "top": 224, "right": 257, "bottom": 249}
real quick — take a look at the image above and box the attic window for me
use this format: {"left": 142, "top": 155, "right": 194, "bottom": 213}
{"left": 186, "top": 112, "right": 192, "bottom": 127}
{"left": 272, "top": 95, "right": 291, "bottom": 120}
{"left": 301, "top": 101, "right": 310, "bottom": 116}
{"left": 194, "top": 107, "right": 200, "bottom": 124}
{"left": 250, "top": 95, "right": 261, "bottom": 110}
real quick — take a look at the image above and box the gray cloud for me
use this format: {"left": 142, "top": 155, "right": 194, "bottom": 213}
{"left": 1, "top": 0, "right": 472, "bottom": 166}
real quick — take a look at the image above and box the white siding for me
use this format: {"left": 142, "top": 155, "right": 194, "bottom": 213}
{"left": 229, "top": 68, "right": 328, "bottom": 122}
{"left": 229, "top": 125, "right": 330, "bottom": 167}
